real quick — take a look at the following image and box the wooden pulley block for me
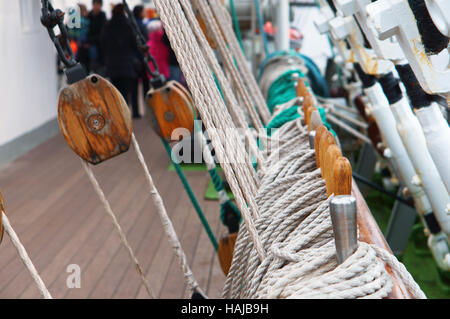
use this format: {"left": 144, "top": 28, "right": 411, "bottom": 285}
{"left": 0, "top": 190, "right": 4, "bottom": 244}
{"left": 58, "top": 74, "right": 133, "bottom": 165}
{"left": 218, "top": 233, "right": 238, "bottom": 275}
{"left": 145, "top": 81, "right": 196, "bottom": 141}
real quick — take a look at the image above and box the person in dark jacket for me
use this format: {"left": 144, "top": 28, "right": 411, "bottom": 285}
{"left": 162, "top": 31, "right": 186, "bottom": 86}
{"left": 87, "top": 0, "right": 107, "bottom": 73}
{"left": 101, "top": 4, "right": 141, "bottom": 118}
{"left": 133, "top": 5, "right": 150, "bottom": 99}
{"left": 70, "top": 4, "right": 90, "bottom": 72}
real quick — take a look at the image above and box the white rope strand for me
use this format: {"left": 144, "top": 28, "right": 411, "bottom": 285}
{"left": 154, "top": 0, "right": 266, "bottom": 260}
{"left": 81, "top": 159, "right": 155, "bottom": 298}
{"left": 2, "top": 212, "right": 52, "bottom": 299}
{"left": 131, "top": 133, "right": 206, "bottom": 297}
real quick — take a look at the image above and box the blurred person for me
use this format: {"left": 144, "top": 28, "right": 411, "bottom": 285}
{"left": 162, "top": 31, "right": 186, "bottom": 86}
{"left": 87, "top": 0, "right": 107, "bottom": 73}
{"left": 133, "top": 5, "right": 150, "bottom": 98}
{"left": 72, "top": 4, "right": 90, "bottom": 72}
{"left": 147, "top": 19, "right": 169, "bottom": 80}
{"left": 101, "top": 4, "right": 141, "bottom": 118}
{"left": 133, "top": 5, "right": 148, "bottom": 41}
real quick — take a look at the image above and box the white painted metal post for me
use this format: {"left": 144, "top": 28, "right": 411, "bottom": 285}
{"left": 275, "top": 0, "right": 290, "bottom": 51}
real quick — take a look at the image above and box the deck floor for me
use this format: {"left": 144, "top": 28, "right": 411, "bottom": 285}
{"left": 0, "top": 119, "right": 226, "bottom": 298}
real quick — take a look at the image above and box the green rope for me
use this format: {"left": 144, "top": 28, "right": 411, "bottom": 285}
{"left": 264, "top": 70, "right": 336, "bottom": 136}
{"left": 229, "top": 0, "right": 244, "bottom": 53}
{"left": 162, "top": 138, "right": 218, "bottom": 251}
{"left": 266, "top": 70, "right": 305, "bottom": 113}
{"left": 266, "top": 105, "right": 301, "bottom": 136}
{"left": 317, "top": 106, "right": 336, "bottom": 136}
{"left": 207, "top": 167, "right": 242, "bottom": 225}
{"left": 192, "top": 120, "right": 242, "bottom": 227}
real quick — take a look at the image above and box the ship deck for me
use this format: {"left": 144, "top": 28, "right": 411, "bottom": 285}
{"left": 0, "top": 119, "right": 226, "bottom": 298}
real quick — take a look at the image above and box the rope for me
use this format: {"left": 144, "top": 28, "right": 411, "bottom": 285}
{"left": 193, "top": 128, "right": 242, "bottom": 226}
{"left": 81, "top": 159, "right": 155, "bottom": 298}
{"left": 229, "top": 0, "right": 244, "bottom": 52}
{"left": 181, "top": 0, "right": 266, "bottom": 171}
{"left": 161, "top": 137, "right": 219, "bottom": 251}
{"left": 131, "top": 134, "right": 205, "bottom": 296}
{"left": 266, "top": 70, "right": 304, "bottom": 113}
{"left": 222, "top": 109, "right": 425, "bottom": 299}
{"left": 155, "top": 0, "right": 266, "bottom": 260}
{"left": 2, "top": 212, "right": 52, "bottom": 299}
{"left": 265, "top": 105, "right": 301, "bottom": 136}
{"left": 208, "top": 0, "right": 272, "bottom": 124}
{"left": 150, "top": 0, "right": 423, "bottom": 299}
{"left": 194, "top": 0, "right": 265, "bottom": 130}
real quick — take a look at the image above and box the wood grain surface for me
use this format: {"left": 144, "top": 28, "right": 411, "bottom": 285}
{"left": 146, "top": 81, "right": 195, "bottom": 141}
{"left": 57, "top": 74, "right": 133, "bottom": 165}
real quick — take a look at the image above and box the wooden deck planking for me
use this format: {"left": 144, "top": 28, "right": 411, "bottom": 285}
{"left": 0, "top": 119, "right": 225, "bottom": 298}
{"left": 135, "top": 177, "right": 203, "bottom": 299}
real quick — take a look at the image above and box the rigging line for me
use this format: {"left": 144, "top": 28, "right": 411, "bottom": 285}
{"left": 2, "top": 212, "right": 52, "bottom": 299}
{"left": 161, "top": 138, "right": 219, "bottom": 251}
{"left": 81, "top": 159, "right": 155, "bottom": 299}
{"left": 131, "top": 134, "right": 206, "bottom": 297}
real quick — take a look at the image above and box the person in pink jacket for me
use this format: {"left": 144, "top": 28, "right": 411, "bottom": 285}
{"left": 146, "top": 19, "right": 170, "bottom": 80}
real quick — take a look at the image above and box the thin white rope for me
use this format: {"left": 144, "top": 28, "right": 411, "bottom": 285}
{"left": 154, "top": 0, "right": 266, "bottom": 260}
{"left": 370, "top": 244, "right": 426, "bottom": 299}
{"left": 194, "top": 0, "right": 264, "bottom": 130}
{"left": 208, "top": 0, "right": 272, "bottom": 124}
{"left": 81, "top": 159, "right": 155, "bottom": 298}
{"left": 179, "top": 0, "right": 266, "bottom": 171}
{"left": 131, "top": 133, "right": 206, "bottom": 297}
{"left": 2, "top": 212, "right": 52, "bottom": 299}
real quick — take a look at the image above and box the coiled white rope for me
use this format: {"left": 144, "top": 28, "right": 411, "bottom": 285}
{"left": 2, "top": 212, "right": 52, "bottom": 299}
{"left": 223, "top": 113, "right": 426, "bottom": 299}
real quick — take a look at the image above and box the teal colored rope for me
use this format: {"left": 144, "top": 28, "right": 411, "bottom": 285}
{"left": 192, "top": 120, "right": 242, "bottom": 226}
{"left": 266, "top": 105, "right": 301, "bottom": 136}
{"left": 229, "top": 0, "right": 244, "bottom": 53}
{"left": 263, "top": 70, "right": 336, "bottom": 136}
{"left": 317, "top": 106, "right": 337, "bottom": 136}
{"left": 266, "top": 69, "right": 304, "bottom": 113}
{"left": 258, "top": 50, "right": 330, "bottom": 97}
{"left": 207, "top": 167, "right": 242, "bottom": 225}
{"left": 162, "top": 139, "right": 219, "bottom": 251}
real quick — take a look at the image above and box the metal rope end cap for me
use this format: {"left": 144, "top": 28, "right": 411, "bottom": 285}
{"left": 308, "top": 130, "right": 316, "bottom": 149}
{"left": 330, "top": 195, "right": 358, "bottom": 264}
